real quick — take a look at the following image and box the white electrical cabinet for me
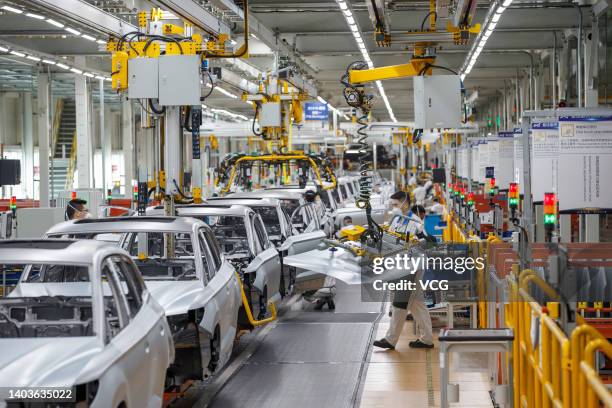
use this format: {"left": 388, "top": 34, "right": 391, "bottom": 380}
{"left": 158, "top": 55, "right": 201, "bottom": 106}
{"left": 259, "top": 102, "right": 282, "bottom": 127}
{"left": 413, "top": 75, "right": 461, "bottom": 129}
{"left": 128, "top": 58, "right": 158, "bottom": 99}
{"left": 15, "top": 208, "right": 66, "bottom": 238}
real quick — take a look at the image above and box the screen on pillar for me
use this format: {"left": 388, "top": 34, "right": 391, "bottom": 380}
{"left": 0, "top": 159, "right": 21, "bottom": 186}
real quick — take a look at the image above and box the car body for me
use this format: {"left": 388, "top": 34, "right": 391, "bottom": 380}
{"left": 1, "top": 239, "right": 173, "bottom": 408}
{"left": 146, "top": 205, "right": 282, "bottom": 318}
{"left": 44, "top": 216, "right": 241, "bottom": 382}
{"left": 198, "top": 197, "right": 328, "bottom": 291}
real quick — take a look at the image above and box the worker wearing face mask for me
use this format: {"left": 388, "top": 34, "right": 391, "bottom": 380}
{"left": 65, "top": 199, "right": 91, "bottom": 220}
{"left": 408, "top": 172, "right": 417, "bottom": 187}
{"left": 412, "top": 181, "right": 428, "bottom": 206}
{"left": 374, "top": 197, "right": 434, "bottom": 350}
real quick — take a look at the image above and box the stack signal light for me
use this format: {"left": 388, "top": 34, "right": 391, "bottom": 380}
{"left": 448, "top": 182, "right": 454, "bottom": 194}
{"left": 454, "top": 183, "right": 461, "bottom": 196}
{"left": 133, "top": 186, "right": 138, "bottom": 200}
{"left": 467, "top": 192, "right": 475, "bottom": 206}
{"left": 543, "top": 192, "right": 557, "bottom": 225}
{"left": 9, "top": 196, "right": 17, "bottom": 210}
{"left": 107, "top": 189, "right": 112, "bottom": 203}
{"left": 71, "top": 191, "right": 77, "bottom": 200}
{"left": 508, "top": 183, "right": 519, "bottom": 208}
{"left": 460, "top": 187, "right": 466, "bottom": 200}
{"left": 488, "top": 177, "right": 496, "bottom": 197}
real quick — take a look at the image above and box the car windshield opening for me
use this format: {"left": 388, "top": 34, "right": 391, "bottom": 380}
{"left": 252, "top": 207, "right": 282, "bottom": 237}
{"left": 123, "top": 232, "right": 198, "bottom": 281}
{"left": 0, "top": 263, "right": 94, "bottom": 338}
{"left": 196, "top": 215, "right": 250, "bottom": 256}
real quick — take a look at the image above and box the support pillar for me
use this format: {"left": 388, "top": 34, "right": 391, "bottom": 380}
{"left": 75, "top": 73, "right": 93, "bottom": 188}
{"left": 21, "top": 92, "right": 34, "bottom": 198}
{"left": 121, "top": 98, "right": 134, "bottom": 193}
{"left": 164, "top": 106, "right": 181, "bottom": 196}
{"left": 100, "top": 79, "right": 111, "bottom": 191}
{"left": 37, "top": 72, "right": 50, "bottom": 206}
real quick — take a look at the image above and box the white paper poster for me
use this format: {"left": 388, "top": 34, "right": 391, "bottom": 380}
{"left": 531, "top": 122, "right": 559, "bottom": 202}
{"left": 479, "top": 142, "right": 489, "bottom": 183}
{"left": 513, "top": 127, "right": 524, "bottom": 186}
{"left": 471, "top": 144, "right": 480, "bottom": 182}
{"left": 497, "top": 132, "right": 515, "bottom": 189}
{"left": 461, "top": 147, "right": 469, "bottom": 178}
{"left": 558, "top": 116, "right": 612, "bottom": 211}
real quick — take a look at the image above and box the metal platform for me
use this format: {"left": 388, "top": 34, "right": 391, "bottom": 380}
{"left": 182, "top": 281, "right": 383, "bottom": 408}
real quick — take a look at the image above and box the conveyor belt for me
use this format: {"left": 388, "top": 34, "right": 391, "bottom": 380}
{"left": 203, "top": 282, "right": 383, "bottom": 408}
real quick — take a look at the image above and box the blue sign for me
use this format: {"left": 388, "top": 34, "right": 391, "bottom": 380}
{"left": 304, "top": 102, "right": 329, "bottom": 121}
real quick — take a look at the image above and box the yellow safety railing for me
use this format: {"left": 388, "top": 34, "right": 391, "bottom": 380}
{"left": 235, "top": 272, "right": 277, "bottom": 327}
{"left": 580, "top": 339, "right": 612, "bottom": 408}
{"left": 65, "top": 130, "right": 77, "bottom": 190}
{"left": 51, "top": 98, "right": 64, "bottom": 155}
{"left": 571, "top": 324, "right": 609, "bottom": 408}
{"left": 506, "top": 269, "right": 612, "bottom": 408}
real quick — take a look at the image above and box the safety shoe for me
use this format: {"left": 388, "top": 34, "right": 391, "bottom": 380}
{"left": 409, "top": 339, "right": 434, "bottom": 349}
{"left": 373, "top": 338, "right": 395, "bottom": 350}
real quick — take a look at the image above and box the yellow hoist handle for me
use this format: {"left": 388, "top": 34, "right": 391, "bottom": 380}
{"left": 235, "top": 272, "right": 277, "bottom": 327}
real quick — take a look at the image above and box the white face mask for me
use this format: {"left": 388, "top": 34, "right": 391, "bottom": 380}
{"left": 390, "top": 207, "right": 403, "bottom": 216}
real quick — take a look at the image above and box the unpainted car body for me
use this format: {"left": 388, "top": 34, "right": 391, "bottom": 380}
{"left": 1, "top": 239, "right": 173, "bottom": 408}
{"left": 146, "top": 205, "right": 282, "bottom": 318}
{"left": 44, "top": 216, "right": 241, "bottom": 382}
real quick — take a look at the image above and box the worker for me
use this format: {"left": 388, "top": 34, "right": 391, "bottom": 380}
{"left": 374, "top": 199, "right": 434, "bottom": 350}
{"left": 412, "top": 181, "right": 427, "bottom": 205}
{"left": 429, "top": 197, "right": 444, "bottom": 215}
{"left": 408, "top": 172, "right": 417, "bottom": 187}
{"left": 65, "top": 198, "right": 90, "bottom": 220}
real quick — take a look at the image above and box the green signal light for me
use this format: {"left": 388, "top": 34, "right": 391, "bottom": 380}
{"left": 544, "top": 214, "right": 556, "bottom": 225}
{"left": 509, "top": 197, "right": 518, "bottom": 206}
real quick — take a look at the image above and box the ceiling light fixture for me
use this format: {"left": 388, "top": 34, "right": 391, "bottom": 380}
{"left": 460, "top": 0, "right": 512, "bottom": 80}
{"left": 56, "top": 63, "right": 70, "bottom": 70}
{"left": 1, "top": 5, "right": 23, "bottom": 13}
{"left": 25, "top": 12, "right": 44, "bottom": 19}
{"left": 9, "top": 50, "right": 25, "bottom": 57}
{"left": 26, "top": 55, "right": 41, "bottom": 62}
{"left": 81, "top": 34, "right": 96, "bottom": 42}
{"left": 46, "top": 18, "right": 64, "bottom": 28}
{"left": 334, "top": 0, "right": 396, "bottom": 122}
{"left": 65, "top": 27, "right": 81, "bottom": 36}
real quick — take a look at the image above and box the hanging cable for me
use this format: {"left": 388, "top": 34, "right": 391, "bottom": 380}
{"left": 420, "top": 11, "right": 437, "bottom": 31}
{"left": 148, "top": 99, "right": 166, "bottom": 115}
{"left": 340, "top": 61, "right": 382, "bottom": 248}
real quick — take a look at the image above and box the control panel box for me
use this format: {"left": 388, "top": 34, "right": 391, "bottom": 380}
{"left": 259, "top": 102, "right": 282, "bottom": 127}
{"left": 0, "top": 159, "right": 20, "bottom": 186}
{"left": 128, "top": 57, "right": 159, "bottom": 99}
{"left": 158, "top": 55, "right": 201, "bottom": 106}
{"left": 413, "top": 75, "right": 461, "bottom": 129}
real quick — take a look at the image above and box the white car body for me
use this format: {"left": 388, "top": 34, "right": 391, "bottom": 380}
{"left": 1, "top": 239, "right": 173, "bottom": 408}
{"left": 44, "top": 216, "right": 242, "bottom": 382}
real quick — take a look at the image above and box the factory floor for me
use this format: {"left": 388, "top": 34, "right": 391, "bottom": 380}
{"left": 171, "top": 282, "right": 494, "bottom": 408}
{"left": 361, "top": 317, "right": 494, "bottom": 408}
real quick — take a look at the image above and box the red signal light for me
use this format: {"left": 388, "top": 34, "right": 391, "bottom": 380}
{"left": 71, "top": 191, "right": 77, "bottom": 200}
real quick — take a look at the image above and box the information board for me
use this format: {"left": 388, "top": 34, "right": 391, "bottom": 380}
{"left": 557, "top": 116, "right": 612, "bottom": 212}
{"left": 531, "top": 122, "right": 559, "bottom": 203}
{"left": 513, "top": 127, "right": 524, "bottom": 187}
{"left": 304, "top": 102, "right": 328, "bottom": 121}
{"left": 497, "top": 131, "right": 515, "bottom": 189}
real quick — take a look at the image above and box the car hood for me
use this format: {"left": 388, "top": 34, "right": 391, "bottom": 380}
{"left": 145, "top": 280, "right": 206, "bottom": 316}
{"left": 283, "top": 247, "right": 364, "bottom": 284}
{"left": 0, "top": 337, "right": 102, "bottom": 389}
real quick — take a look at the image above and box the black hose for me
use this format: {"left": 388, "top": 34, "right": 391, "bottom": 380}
{"left": 183, "top": 106, "right": 193, "bottom": 132}
{"left": 148, "top": 99, "right": 165, "bottom": 115}
{"left": 172, "top": 179, "right": 194, "bottom": 201}
{"left": 420, "top": 11, "right": 437, "bottom": 31}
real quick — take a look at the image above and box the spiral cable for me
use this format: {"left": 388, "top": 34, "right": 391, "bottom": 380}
{"left": 340, "top": 61, "right": 382, "bottom": 247}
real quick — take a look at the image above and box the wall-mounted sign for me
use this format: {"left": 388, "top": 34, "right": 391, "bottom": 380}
{"left": 558, "top": 116, "right": 612, "bottom": 212}
{"left": 304, "top": 102, "right": 329, "bottom": 121}
{"left": 531, "top": 121, "right": 559, "bottom": 203}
